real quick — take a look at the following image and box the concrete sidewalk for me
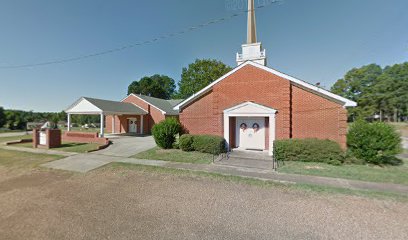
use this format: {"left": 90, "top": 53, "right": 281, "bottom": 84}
{"left": 121, "top": 159, "right": 408, "bottom": 195}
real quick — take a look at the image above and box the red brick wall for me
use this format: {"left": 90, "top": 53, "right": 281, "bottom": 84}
{"left": 179, "top": 65, "right": 291, "bottom": 139}
{"left": 126, "top": 95, "right": 165, "bottom": 133}
{"left": 62, "top": 132, "right": 109, "bottom": 145}
{"left": 106, "top": 115, "right": 146, "bottom": 134}
{"left": 179, "top": 91, "right": 215, "bottom": 134}
{"left": 291, "top": 85, "right": 347, "bottom": 148}
{"left": 179, "top": 64, "right": 347, "bottom": 148}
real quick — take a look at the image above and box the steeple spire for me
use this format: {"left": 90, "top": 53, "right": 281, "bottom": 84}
{"left": 247, "top": 0, "right": 257, "bottom": 44}
{"left": 236, "top": 0, "right": 266, "bottom": 66}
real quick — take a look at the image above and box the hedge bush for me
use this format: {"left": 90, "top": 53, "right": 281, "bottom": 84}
{"left": 192, "top": 135, "right": 226, "bottom": 155}
{"left": 274, "top": 139, "right": 345, "bottom": 165}
{"left": 179, "top": 134, "right": 226, "bottom": 155}
{"left": 179, "top": 134, "right": 195, "bottom": 151}
{"left": 151, "top": 118, "right": 181, "bottom": 149}
{"left": 347, "top": 120, "right": 402, "bottom": 165}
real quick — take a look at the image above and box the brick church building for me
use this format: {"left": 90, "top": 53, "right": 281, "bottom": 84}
{"left": 66, "top": 0, "right": 356, "bottom": 156}
{"left": 173, "top": 0, "right": 356, "bottom": 155}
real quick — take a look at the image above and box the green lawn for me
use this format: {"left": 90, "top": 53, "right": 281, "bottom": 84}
{"left": 0, "top": 129, "right": 26, "bottom": 133}
{"left": 0, "top": 134, "right": 32, "bottom": 144}
{"left": 15, "top": 142, "right": 103, "bottom": 153}
{"left": 277, "top": 158, "right": 408, "bottom": 185}
{"left": 0, "top": 148, "right": 63, "bottom": 170}
{"left": 133, "top": 147, "right": 213, "bottom": 164}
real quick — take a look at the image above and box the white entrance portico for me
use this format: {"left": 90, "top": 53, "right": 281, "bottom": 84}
{"left": 223, "top": 102, "right": 276, "bottom": 156}
{"left": 65, "top": 97, "right": 147, "bottom": 137}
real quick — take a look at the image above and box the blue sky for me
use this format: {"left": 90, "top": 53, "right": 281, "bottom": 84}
{"left": 0, "top": 0, "right": 407, "bottom": 112}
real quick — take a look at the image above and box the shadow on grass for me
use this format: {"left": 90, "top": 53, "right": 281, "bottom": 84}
{"left": 59, "top": 143, "right": 88, "bottom": 148}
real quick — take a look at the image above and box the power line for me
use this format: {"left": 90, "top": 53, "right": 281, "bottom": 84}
{"left": 0, "top": 1, "right": 281, "bottom": 69}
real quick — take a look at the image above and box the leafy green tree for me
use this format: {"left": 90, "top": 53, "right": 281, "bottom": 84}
{"left": 128, "top": 74, "right": 176, "bottom": 100}
{"left": 176, "top": 59, "right": 232, "bottom": 99}
{"left": 0, "top": 107, "right": 5, "bottom": 128}
{"left": 332, "top": 62, "right": 408, "bottom": 121}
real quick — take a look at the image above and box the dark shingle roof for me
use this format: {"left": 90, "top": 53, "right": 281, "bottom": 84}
{"left": 84, "top": 97, "right": 147, "bottom": 115}
{"left": 66, "top": 97, "right": 147, "bottom": 115}
{"left": 134, "top": 94, "right": 183, "bottom": 115}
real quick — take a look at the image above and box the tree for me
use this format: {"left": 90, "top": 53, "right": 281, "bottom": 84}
{"left": 0, "top": 107, "right": 5, "bottom": 128}
{"left": 176, "top": 59, "right": 232, "bottom": 99}
{"left": 331, "top": 64, "right": 382, "bottom": 119}
{"left": 128, "top": 74, "right": 175, "bottom": 100}
{"left": 331, "top": 62, "right": 408, "bottom": 121}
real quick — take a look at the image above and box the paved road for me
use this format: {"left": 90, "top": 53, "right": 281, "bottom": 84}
{"left": 0, "top": 168, "right": 407, "bottom": 240}
{"left": 41, "top": 136, "right": 156, "bottom": 172}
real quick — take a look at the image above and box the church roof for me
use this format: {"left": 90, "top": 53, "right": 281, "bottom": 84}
{"left": 66, "top": 97, "right": 147, "bottom": 115}
{"left": 129, "top": 94, "right": 183, "bottom": 115}
{"left": 173, "top": 61, "right": 357, "bottom": 111}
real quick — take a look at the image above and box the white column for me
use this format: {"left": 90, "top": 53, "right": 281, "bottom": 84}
{"left": 223, "top": 114, "right": 230, "bottom": 151}
{"left": 269, "top": 114, "right": 276, "bottom": 156}
{"left": 100, "top": 113, "right": 104, "bottom": 137}
{"left": 112, "top": 115, "right": 115, "bottom": 134}
{"left": 67, "top": 114, "right": 71, "bottom": 132}
{"left": 140, "top": 115, "right": 144, "bottom": 135}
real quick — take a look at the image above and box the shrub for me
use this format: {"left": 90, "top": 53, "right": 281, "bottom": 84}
{"left": 274, "top": 139, "right": 345, "bottom": 165}
{"left": 179, "top": 134, "right": 195, "bottom": 151}
{"left": 347, "top": 120, "right": 402, "bottom": 165}
{"left": 192, "top": 135, "right": 226, "bottom": 155}
{"left": 151, "top": 118, "right": 181, "bottom": 149}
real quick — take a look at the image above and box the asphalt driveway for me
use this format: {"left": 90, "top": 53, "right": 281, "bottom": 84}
{"left": 42, "top": 135, "right": 156, "bottom": 172}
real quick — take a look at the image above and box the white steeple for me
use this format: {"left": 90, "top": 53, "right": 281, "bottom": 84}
{"left": 236, "top": 0, "right": 267, "bottom": 66}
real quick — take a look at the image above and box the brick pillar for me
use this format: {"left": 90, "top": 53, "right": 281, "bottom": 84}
{"left": 32, "top": 128, "right": 39, "bottom": 148}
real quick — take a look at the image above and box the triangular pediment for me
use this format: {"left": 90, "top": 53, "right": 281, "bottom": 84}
{"left": 66, "top": 98, "right": 102, "bottom": 114}
{"left": 224, "top": 102, "right": 276, "bottom": 115}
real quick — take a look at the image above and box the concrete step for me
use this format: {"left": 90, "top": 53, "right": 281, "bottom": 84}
{"left": 229, "top": 150, "right": 271, "bottom": 161}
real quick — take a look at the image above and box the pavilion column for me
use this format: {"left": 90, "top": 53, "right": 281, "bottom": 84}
{"left": 100, "top": 113, "right": 105, "bottom": 137}
{"left": 67, "top": 114, "right": 71, "bottom": 132}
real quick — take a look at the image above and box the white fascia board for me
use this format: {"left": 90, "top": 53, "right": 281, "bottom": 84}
{"left": 122, "top": 94, "right": 167, "bottom": 115}
{"left": 248, "top": 62, "right": 358, "bottom": 107}
{"left": 173, "top": 61, "right": 357, "bottom": 110}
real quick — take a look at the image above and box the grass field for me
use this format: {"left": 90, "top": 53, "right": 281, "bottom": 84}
{"left": 133, "top": 147, "right": 213, "bottom": 164}
{"left": 0, "top": 134, "right": 32, "bottom": 144}
{"left": 14, "top": 141, "right": 103, "bottom": 153}
{"left": 0, "top": 148, "right": 63, "bottom": 170}
{"left": 278, "top": 158, "right": 408, "bottom": 185}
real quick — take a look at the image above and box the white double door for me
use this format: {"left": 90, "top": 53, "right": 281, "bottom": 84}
{"left": 128, "top": 119, "right": 137, "bottom": 133}
{"left": 236, "top": 117, "right": 265, "bottom": 150}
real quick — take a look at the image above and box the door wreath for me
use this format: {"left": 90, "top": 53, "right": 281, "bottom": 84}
{"left": 240, "top": 123, "right": 247, "bottom": 131}
{"left": 252, "top": 123, "right": 260, "bottom": 133}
